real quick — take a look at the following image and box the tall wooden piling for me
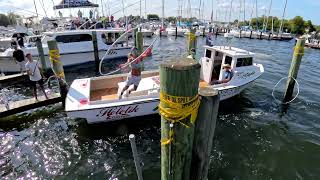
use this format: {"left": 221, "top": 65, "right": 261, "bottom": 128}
{"left": 92, "top": 31, "right": 100, "bottom": 74}
{"left": 190, "top": 87, "right": 220, "bottom": 180}
{"left": 283, "top": 38, "right": 305, "bottom": 103}
{"left": 250, "top": 31, "right": 253, "bottom": 39}
{"left": 47, "top": 40, "right": 68, "bottom": 107}
{"left": 187, "top": 28, "right": 197, "bottom": 59}
{"left": 129, "top": 134, "right": 143, "bottom": 180}
{"left": 175, "top": 26, "right": 178, "bottom": 37}
{"left": 160, "top": 58, "right": 201, "bottom": 180}
{"left": 135, "top": 31, "right": 144, "bottom": 70}
{"left": 35, "top": 38, "right": 47, "bottom": 73}
{"left": 202, "top": 28, "right": 205, "bottom": 37}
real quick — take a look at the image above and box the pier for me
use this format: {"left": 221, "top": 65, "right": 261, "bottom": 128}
{"left": 0, "top": 73, "right": 28, "bottom": 84}
{"left": 0, "top": 93, "right": 62, "bottom": 118}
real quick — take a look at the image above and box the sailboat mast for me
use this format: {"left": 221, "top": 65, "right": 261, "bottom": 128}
{"left": 199, "top": 0, "right": 202, "bottom": 20}
{"left": 101, "top": 0, "right": 105, "bottom": 16}
{"left": 264, "top": 0, "right": 272, "bottom": 31}
{"left": 229, "top": 0, "right": 233, "bottom": 27}
{"left": 162, "top": 0, "right": 164, "bottom": 28}
{"left": 279, "top": 0, "right": 288, "bottom": 34}
{"left": 255, "top": 0, "right": 258, "bottom": 30}
{"left": 145, "top": 0, "right": 147, "bottom": 19}
{"left": 33, "top": 0, "right": 39, "bottom": 18}
{"left": 243, "top": 0, "right": 246, "bottom": 22}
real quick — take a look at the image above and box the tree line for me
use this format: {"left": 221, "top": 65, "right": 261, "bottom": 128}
{"left": 0, "top": 12, "right": 21, "bottom": 27}
{"left": 234, "top": 16, "right": 319, "bottom": 35}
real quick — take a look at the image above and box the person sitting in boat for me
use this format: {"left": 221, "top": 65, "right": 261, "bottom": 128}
{"left": 119, "top": 48, "right": 152, "bottom": 99}
{"left": 211, "top": 64, "right": 233, "bottom": 85}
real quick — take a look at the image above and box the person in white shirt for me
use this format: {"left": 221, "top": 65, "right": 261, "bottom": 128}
{"left": 25, "top": 53, "right": 48, "bottom": 101}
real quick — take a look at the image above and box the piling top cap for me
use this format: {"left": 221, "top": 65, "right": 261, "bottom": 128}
{"left": 199, "top": 87, "right": 219, "bottom": 97}
{"left": 160, "top": 57, "right": 201, "bottom": 70}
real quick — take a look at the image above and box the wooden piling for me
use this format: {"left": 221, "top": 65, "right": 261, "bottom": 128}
{"left": 135, "top": 31, "right": 144, "bottom": 71}
{"left": 92, "top": 31, "right": 100, "bottom": 74}
{"left": 136, "top": 31, "right": 143, "bottom": 55}
{"left": 129, "top": 134, "right": 143, "bottom": 180}
{"left": 175, "top": 26, "right": 178, "bottom": 37}
{"left": 35, "top": 38, "right": 47, "bottom": 73}
{"left": 160, "top": 58, "right": 201, "bottom": 180}
{"left": 250, "top": 31, "right": 253, "bottom": 39}
{"left": 187, "top": 28, "right": 197, "bottom": 59}
{"left": 190, "top": 87, "right": 220, "bottom": 180}
{"left": 202, "top": 28, "right": 205, "bottom": 37}
{"left": 239, "top": 30, "right": 242, "bottom": 38}
{"left": 47, "top": 40, "right": 68, "bottom": 107}
{"left": 283, "top": 38, "right": 305, "bottom": 103}
{"left": 259, "top": 31, "right": 263, "bottom": 40}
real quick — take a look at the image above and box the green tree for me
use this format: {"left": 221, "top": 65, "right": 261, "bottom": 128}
{"left": 304, "top": 20, "right": 316, "bottom": 33}
{"left": 147, "top": 14, "right": 159, "bottom": 21}
{"left": 290, "top": 16, "right": 305, "bottom": 35}
{"left": 166, "top": 16, "right": 176, "bottom": 23}
{"left": 0, "top": 14, "right": 10, "bottom": 26}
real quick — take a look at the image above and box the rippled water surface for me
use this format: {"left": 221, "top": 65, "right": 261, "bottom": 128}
{"left": 1, "top": 36, "right": 320, "bottom": 179}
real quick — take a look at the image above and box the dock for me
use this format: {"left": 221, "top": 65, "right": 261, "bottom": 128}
{"left": 0, "top": 93, "right": 62, "bottom": 118}
{"left": 0, "top": 73, "right": 28, "bottom": 85}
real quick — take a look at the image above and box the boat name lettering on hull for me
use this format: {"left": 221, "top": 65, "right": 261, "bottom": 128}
{"left": 96, "top": 105, "right": 139, "bottom": 120}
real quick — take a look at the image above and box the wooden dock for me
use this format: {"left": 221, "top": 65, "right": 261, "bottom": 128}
{"left": 0, "top": 93, "right": 62, "bottom": 118}
{"left": 0, "top": 73, "right": 28, "bottom": 84}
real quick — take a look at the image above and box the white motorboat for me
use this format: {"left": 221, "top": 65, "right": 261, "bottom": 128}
{"left": 66, "top": 46, "right": 264, "bottom": 124}
{"left": 0, "top": 29, "right": 134, "bottom": 73}
{"left": 141, "top": 29, "right": 154, "bottom": 37}
{"left": 167, "top": 28, "right": 185, "bottom": 37}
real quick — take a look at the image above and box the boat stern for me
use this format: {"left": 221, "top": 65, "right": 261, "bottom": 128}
{"left": 65, "top": 78, "right": 91, "bottom": 117}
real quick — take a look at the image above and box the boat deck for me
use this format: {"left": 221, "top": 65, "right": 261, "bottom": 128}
{"left": 89, "top": 81, "right": 210, "bottom": 102}
{"left": 90, "top": 88, "right": 118, "bottom": 101}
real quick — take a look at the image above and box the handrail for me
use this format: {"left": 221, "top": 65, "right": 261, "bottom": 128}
{"left": 99, "top": 23, "right": 160, "bottom": 76}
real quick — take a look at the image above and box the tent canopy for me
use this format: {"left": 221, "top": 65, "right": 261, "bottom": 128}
{"left": 54, "top": 0, "right": 99, "bottom": 10}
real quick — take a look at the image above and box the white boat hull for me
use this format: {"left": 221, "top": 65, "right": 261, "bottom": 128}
{"left": 66, "top": 80, "right": 254, "bottom": 124}
{"left": 0, "top": 47, "right": 132, "bottom": 73}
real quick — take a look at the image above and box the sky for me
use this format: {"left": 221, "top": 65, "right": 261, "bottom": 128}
{"left": 0, "top": 0, "right": 319, "bottom": 25}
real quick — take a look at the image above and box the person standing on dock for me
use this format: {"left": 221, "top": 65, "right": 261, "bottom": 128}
{"left": 12, "top": 45, "right": 25, "bottom": 73}
{"left": 25, "top": 53, "right": 48, "bottom": 101}
{"left": 119, "top": 48, "right": 152, "bottom": 99}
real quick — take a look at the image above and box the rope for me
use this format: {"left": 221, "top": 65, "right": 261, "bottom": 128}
{"left": 159, "top": 92, "right": 201, "bottom": 146}
{"left": 99, "top": 23, "right": 160, "bottom": 76}
{"left": 272, "top": 77, "right": 300, "bottom": 104}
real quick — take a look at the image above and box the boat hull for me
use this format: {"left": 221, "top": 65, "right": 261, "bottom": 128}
{"left": 0, "top": 47, "right": 132, "bottom": 73}
{"left": 67, "top": 81, "right": 253, "bottom": 124}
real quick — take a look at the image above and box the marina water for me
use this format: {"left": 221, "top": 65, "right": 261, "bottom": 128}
{"left": 1, "top": 36, "right": 320, "bottom": 179}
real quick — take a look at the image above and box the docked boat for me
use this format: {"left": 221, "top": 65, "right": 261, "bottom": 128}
{"left": 167, "top": 27, "right": 185, "bottom": 37}
{"left": 66, "top": 46, "right": 264, "bottom": 124}
{"left": 141, "top": 29, "right": 154, "bottom": 37}
{"left": 0, "top": 29, "right": 134, "bottom": 73}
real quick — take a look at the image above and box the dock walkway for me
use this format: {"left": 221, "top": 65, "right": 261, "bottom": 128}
{"left": 0, "top": 93, "right": 62, "bottom": 118}
{"left": 0, "top": 73, "right": 28, "bottom": 84}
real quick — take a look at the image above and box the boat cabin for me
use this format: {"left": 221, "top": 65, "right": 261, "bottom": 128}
{"left": 200, "top": 46, "right": 255, "bottom": 84}
{"left": 42, "top": 29, "right": 126, "bottom": 48}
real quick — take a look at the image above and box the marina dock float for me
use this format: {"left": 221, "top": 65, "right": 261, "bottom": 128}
{"left": 0, "top": 93, "right": 62, "bottom": 118}
{"left": 0, "top": 73, "right": 28, "bottom": 84}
